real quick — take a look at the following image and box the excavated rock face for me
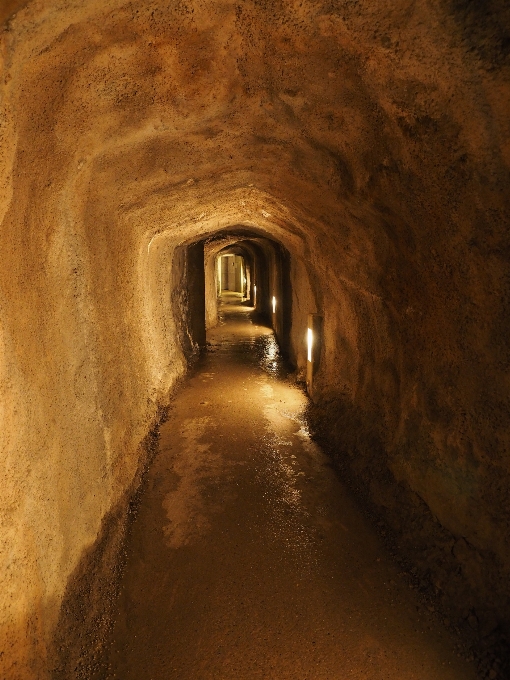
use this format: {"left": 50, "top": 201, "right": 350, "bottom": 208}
{"left": 0, "top": 0, "right": 508, "bottom": 676}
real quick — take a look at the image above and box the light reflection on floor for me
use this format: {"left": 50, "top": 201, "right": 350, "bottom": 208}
{"left": 99, "top": 296, "right": 477, "bottom": 680}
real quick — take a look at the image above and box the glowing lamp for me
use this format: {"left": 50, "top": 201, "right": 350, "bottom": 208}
{"left": 307, "top": 327, "right": 313, "bottom": 362}
{"left": 272, "top": 296, "right": 276, "bottom": 314}
{"left": 306, "top": 313, "right": 322, "bottom": 397}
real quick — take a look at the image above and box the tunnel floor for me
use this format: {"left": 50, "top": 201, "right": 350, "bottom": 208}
{"left": 98, "top": 299, "right": 476, "bottom": 679}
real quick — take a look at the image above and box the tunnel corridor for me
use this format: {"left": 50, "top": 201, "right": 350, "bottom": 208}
{"left": 94, "top": 300, "right": 474, "bottom": 679}
{"left": 0, "top": 1, "right": 509, "bottom": 679}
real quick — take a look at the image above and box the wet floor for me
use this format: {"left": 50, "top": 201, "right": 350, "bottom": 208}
{"left": 99, "top": 295, "right": 476, "bottom": 679}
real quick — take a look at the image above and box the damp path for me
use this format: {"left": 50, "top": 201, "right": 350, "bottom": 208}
{"left": 100, "top": 299, "right": 476, "bottom": 680}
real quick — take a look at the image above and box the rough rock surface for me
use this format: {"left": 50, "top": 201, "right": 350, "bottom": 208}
{"left": 0, "top": 1, "right": 508, "bottom": 677}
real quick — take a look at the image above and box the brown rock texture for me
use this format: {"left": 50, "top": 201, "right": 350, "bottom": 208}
{"left": 0, "top": 0, "right": 508, "bottom": 677}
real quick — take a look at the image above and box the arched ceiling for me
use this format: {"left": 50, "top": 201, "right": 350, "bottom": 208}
{"left": 3, "top": 0, "right": 508, "bottom": 249}
{"left": 0, "top": 0, "right": 506, "bottom": 334}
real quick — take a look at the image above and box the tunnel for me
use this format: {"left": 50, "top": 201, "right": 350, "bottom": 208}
{"left": 0, "top": 1, "right": 509, "bottom": 678}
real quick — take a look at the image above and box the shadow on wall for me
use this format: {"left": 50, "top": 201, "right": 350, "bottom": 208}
{"left": 308, "top": 381, "right": 510, "bottom": 675}
{"left": 172, "top": 241, "right": 206, "bottom": 361}
{"left": 50, "top": 412, "right": 168, "bottom": 679}
{"left": 0, "top": 0, "right": 29, "bottom": 25}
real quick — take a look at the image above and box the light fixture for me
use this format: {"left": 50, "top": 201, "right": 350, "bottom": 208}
{"left": 307, "top": 327, "right": 313, "bottom": 363}
{"left": 272, "top": 296, "right": 276, "bottom": 314}
{"left": 306, "top": 314, "right": 322, "bottom": 397}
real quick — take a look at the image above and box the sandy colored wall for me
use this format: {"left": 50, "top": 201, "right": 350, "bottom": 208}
{"left": 0, "top": 0, "right": 508, "bottom": 676}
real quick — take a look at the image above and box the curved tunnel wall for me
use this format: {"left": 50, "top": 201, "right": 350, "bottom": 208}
{"left": 0, "top": 0, "right": 509, "bottom": 676}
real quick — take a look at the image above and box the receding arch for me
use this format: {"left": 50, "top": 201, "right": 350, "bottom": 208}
{"left": 167, "top": 226, "right": 309, "bottom": 370}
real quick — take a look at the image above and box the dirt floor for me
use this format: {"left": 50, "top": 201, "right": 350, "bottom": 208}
{"left": 97, "top": 296, "right": 477, "bottom": 679}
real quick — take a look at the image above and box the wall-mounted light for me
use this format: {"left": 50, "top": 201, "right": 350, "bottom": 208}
{"left": 307, "top": 327, "right": 313, "bottom": 363}
{"left": 306, "top": 314, "right": 322, "bottom": 397}
{"left": 253, "top": 284, "right": 257, "bottom": 306}
{"left": 217, "top": 256, "right": 223, "bottom": 295}
{"left": 272, "top": 296, "right": 276, "bottom": 314}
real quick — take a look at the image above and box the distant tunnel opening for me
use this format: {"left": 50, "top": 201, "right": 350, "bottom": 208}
{"left": 175, "top": 229, "right": 298, "bottom": 368}
{"left": 217, "top": 252, "right": 247, "bottom": 296}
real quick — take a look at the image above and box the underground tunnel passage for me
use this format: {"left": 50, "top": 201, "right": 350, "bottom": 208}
{"left": 0, "top": 1, "right": 509, "bottom": 679}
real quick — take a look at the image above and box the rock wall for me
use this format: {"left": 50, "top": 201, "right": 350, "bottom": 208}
{"left": 0, "top": 0, "right": 508, "bottom": 676}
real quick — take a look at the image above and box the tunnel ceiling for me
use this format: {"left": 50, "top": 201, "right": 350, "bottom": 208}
{"left": 2, "top": 0, "right": 508, "bottom": 312}
{"left": 3, "top": 0, "right": 509, "bottom": 247}
{"left": 3, "top": 0, "right": 508, "bottom": 311}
